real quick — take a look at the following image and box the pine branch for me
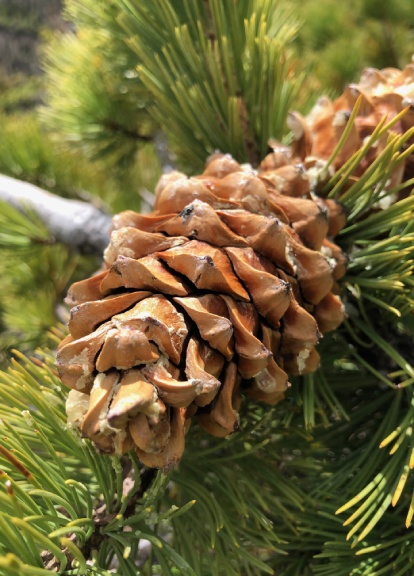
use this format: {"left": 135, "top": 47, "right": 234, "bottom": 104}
{"left": 116, "top": 0, "right": 302, "bottom": 170}
{"left": 0, "top": 174, "right": 111, "bottom": 255}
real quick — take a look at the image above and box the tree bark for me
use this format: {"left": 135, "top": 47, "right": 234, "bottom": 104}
{"left": 0, "top": 174, "right": 111, "bottom": 255}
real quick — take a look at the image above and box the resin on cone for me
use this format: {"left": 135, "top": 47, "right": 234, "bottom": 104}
{"left": 57, "top": 151, "right": 348, "bottom": 471}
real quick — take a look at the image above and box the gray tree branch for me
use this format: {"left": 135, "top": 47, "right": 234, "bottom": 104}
{"left": 0, "top": 174, "right": 111, "bottom": 255}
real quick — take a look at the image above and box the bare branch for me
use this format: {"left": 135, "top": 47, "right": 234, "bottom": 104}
{"left": 0, "top": 174, "right": 111, "bottom": 255}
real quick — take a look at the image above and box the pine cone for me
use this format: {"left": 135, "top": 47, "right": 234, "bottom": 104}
{"left": 287, "top": 62, "right": 414, "bottom": 187}
{"left": 57, "top": 153, "right": 347, "bottom": 471}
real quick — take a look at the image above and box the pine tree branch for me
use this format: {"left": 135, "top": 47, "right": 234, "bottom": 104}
{"left": 0, "top": 174, "right": 111, "bottom": 255}
{"left": 79, "top": 465, "right": 157, "bottom": 569}
{"left": 102, "top": 120, "right": 155, "bottom": 143}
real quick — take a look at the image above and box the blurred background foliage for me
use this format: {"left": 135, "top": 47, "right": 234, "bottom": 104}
{"left": 291, "top": 0, "right": 414, "bottom": 93}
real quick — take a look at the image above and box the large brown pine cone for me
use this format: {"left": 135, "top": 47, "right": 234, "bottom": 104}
{"left": 57, "top": 153, "right": 348, "bottom": 471}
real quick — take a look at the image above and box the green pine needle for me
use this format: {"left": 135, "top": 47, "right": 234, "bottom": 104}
{"left": 116, "top": 0, "right": 301, "bottom": 170}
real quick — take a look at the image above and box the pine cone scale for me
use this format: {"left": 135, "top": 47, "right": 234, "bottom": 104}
{"left": 68, "top": 291, "right": 152, "bottom": 339}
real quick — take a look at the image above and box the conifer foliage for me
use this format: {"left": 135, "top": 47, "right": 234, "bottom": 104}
{"left": 0, "top": 1, "right": 413, "bottom": 574}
